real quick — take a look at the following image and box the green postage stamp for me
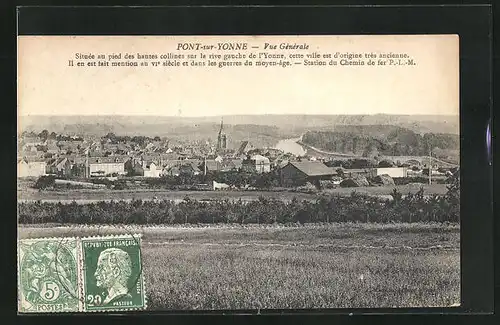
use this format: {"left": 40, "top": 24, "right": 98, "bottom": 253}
{"left": 18, "top": 234, "right": 146, "bottom": 313}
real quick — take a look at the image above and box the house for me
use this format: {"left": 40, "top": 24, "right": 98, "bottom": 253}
{"left": 87, "top": 150, "right": 104, "bottom": 157}
{"left": 88, "top": 156, "right": 127, "bottom": 177}
{"left": 115, "top": 143, "right": 132, "bottom": 155}
{"left": 263, "top": 148, "right": 282, "bottom": 159}
{"left": 165, "top": 166, "right": 180, "bottom": 176}
{"left": 277, "top": 159, "right": 290, "bottom": 169}
{"left": 376, "top": 167, "right": 407, "bottom": 178}
{"left": 213, "top": 180, "right": 230, "bottom": 190}
{"left": 144, "top": 142, "right": 157, "bottom": 152}
{"left": 89, "top": 141, "right": 103, "bottom": 151}
{"left": 220, "top": 159, "right": 242, "bottom": 172}
{"left": 242, "top": 155, "right": 271, "bottom": 174}
{"left": 102, "top": 143, "right": 119, "bottom": 152}
{"left": 125, "top": 158, "right": 142, "bottom": 176}
{"left": 21, "top": 136, "right": 41, "bottom": 146}
{"left": 46, "top": 157, "right": 73, "bottom": 176}
{"left": 202, "top": 159, "right": 222, "bottom": 173}
{"left": 47, "top": 144, "right": 60, "bottom": 155}
{"left": 232, "top": 159, "right": 243, "bottom": 170}
{"left": 156, "top": 158, "right": 199, "bottom": 177}
{"left": 19, "top": 149, "right": 44, "bottom": 159}
{"left": 159, "top": 152, "right": 179, "bottom": 161}
{"left": 342, "top": 168, "right": 376, "bottom": 178}
{"left": 44, "top": 140, "right": 60, "bottom": 154}
{"left": 179, "top": 163, "right": 201, "bottom": 176}
{"left": 58, "top": 141, "right": 81, "bottom": 153}
{"left": 279, "top": 161, "right": 336, "bottom": 187}
{"left": 20, "top": 142, "right": 39, "bottom": 153}
{"left": 18, "top": 158, "right": 47, "bottom": 177}
{"left": 143, "top": 162, "right": 161, "bottom": 178}
{"left": 125, "top": 156, "right": 164, "bottom": 177}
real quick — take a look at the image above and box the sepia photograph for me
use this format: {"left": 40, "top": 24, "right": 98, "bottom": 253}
{"left": 17, "top": 35, "right": 460, "bottom": 312}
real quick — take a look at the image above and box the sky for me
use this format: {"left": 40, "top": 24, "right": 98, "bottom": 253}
{"left": 18, "top": 35, "right": 459, "bottom": 117}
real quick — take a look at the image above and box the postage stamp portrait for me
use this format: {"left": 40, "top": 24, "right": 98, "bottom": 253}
{"left": 81, "top": 235, "right": 145, "bottom": 311}
{"left": 18, "top": 238, "right": 81, "bottom": 313}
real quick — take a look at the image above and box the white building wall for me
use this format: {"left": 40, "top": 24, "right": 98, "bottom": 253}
{"left": 89, "top": 163, "right": 125, "bottom": 176}
{"left": 255, "top": 161, "right": 271, "bottom": 173}
{"left": 18, "top": 162, "right": 47, "bottom": 177}
{"left": 144, "top": 164, "right": 161, "bottom": 178}
{"left": 213, "top": 180, "right": 229, "bottom": 190}
{"left": 252, "top": 155, "right": 271, "bottom": 174}
{"left": 376, "top": 167, "right": 407, "bottom": 178}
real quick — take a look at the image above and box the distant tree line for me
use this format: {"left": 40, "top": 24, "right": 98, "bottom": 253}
{"left": 20, "top": 173, "right": 460, "bottom": 224}
{"left": 302, "top": 129, "right": 459, "bottom": 157}
{"left": 120, "top": 171, "right": 280, "bottom": 190}
{"left": 18, "top": 188, "right": 459, "bottom": 224}
{"left": 103, "top": 133, "right": 161, "bottom": 146}
{"left": 33, "top": 171, "right": 282, "bottom": 191}
{"left": 21, "top": 130, "right": 83, "bottom": 142}
{"left": 324, "top": 159, "right": 378, "bottom": 169}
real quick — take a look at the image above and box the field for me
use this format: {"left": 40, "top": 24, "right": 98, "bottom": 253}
{"left": 17, "top": 183, "right": 449, "bottom": 203}
{"left": 18, "top": 223, "right": 460, "bottom": 309}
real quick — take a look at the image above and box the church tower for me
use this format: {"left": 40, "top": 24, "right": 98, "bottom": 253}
{"left": 216, "top": 118, "right": 227, "bottom": 153}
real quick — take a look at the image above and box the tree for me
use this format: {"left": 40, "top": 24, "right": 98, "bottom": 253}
{"left": 390, "top": 188, "right": 402, "bottom": 203}
{"left": 154, "top": 136, "right": 161, "bottom": 141}
{"left": 38, "top": 129, "right": 49, "bottom": 140}
{"left": 445, "top": 170, "right": 460, "bottom": 222}
{"left": 254, "top": 172, "right": 277, "bottom": 189}
{"left": 34, "top": 175, "right": 56, "bottom": 189}
{"left": 104, "top": 133, "right": 117, "bottom": 143}
{"left": 49, "top": 131, "right": 57, "bottom": 139}
{"left": 362, "top": 143, "right": 379, "bottom": 159}
{"left": 378, "top": 159, "right": 394, "bottom": 168}
{"left": 446, "top": 170, "right": 460, "bottom": 201}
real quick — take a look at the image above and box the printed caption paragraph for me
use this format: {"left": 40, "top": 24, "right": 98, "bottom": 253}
{"left": 69, "top": 42, "right": 417, "bottom": 69}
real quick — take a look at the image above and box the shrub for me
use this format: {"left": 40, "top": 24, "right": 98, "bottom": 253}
{"left": 378, "top": 160, "right": 395, "bottom": 168}
{"left": 113, "top": 181, "right": 128, "bottom": 190}
{"left": 33, "top": 175, "right": 56, "bottom": 189}
{"left": 393, "top": 177, "right": 429, "bottom": 185}
{"left": 18, "top": 188, "right": 459, "bottom": 225}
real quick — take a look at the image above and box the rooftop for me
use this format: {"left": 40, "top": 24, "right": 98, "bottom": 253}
{"left": 287, "top": 161, "right": 335, "bottom": 177}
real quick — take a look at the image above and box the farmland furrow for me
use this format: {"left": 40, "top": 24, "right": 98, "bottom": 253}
{"left": 142, "top": 241, "right": 459, "bottom": 251}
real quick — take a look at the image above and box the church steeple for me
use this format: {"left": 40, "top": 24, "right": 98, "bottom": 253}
{"left": 216, "top": 117, "right": 226, "bottom": 153}
{"left": 218, "top": 118, "right": 224, "bottom": 138}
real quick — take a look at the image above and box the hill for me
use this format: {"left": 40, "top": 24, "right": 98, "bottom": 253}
{"left": 18, "top": 114, "right": 459, "bottom": 136}
{"left": 301, "top": 127, "right": 459, "bottom": 160}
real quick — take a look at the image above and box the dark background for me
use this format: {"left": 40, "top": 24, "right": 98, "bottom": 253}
{"left": 2, "top": 2, "right": 496, "bottom": 325}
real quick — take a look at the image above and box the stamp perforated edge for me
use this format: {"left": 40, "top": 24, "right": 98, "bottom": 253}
{"left": 17, "top": 237, "right": 81, "bottom": 314}
{"left": 79, "top": 234, "right": 147, "bottom": 312}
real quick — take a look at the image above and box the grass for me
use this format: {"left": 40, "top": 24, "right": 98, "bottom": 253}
{"left": 323, "top": 184, "right": 448, "bottom": 196}
{"left": 145, "top": 245, "right": 459, "bottom": 309}
{"left": 18, "top": 223, "right": 460, "bottom": 310}
{"left": 18, "top": 188, "right": 316, "bottom": 202}
{"left": 18, "top": 184, "right": 448, "bottom": 202}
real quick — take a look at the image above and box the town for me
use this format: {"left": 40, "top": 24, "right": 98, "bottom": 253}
{"left": 17, "top": 119, "right": 458, "bottom": 193}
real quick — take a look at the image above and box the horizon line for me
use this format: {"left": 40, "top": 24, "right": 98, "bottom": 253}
{"left": 19, "top": 113, "right": 460, "bottom": 117}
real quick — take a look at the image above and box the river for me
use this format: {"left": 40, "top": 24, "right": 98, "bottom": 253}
{"left": 274, "top": 137, "right": 307, "bottom": 156}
